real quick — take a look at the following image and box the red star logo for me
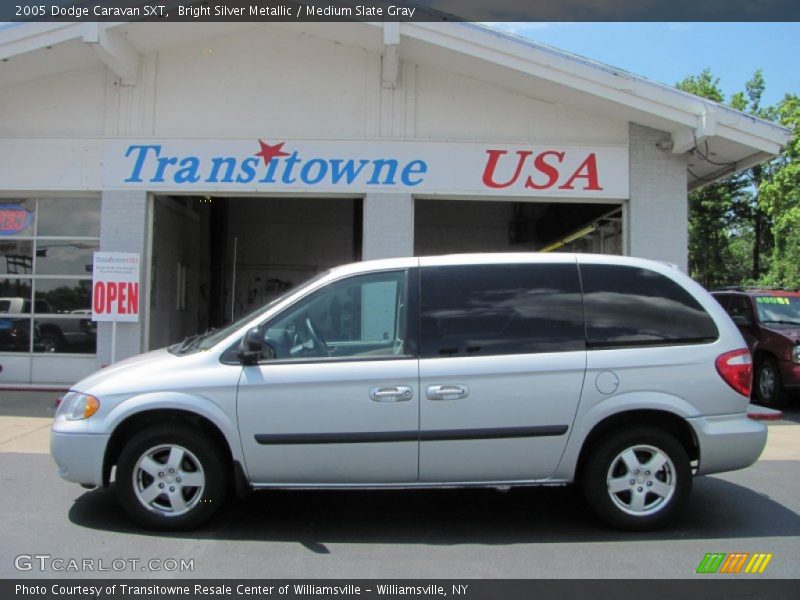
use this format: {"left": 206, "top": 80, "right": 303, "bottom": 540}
{"left": 255, "top": 140, "right": 290, "bottom": 165}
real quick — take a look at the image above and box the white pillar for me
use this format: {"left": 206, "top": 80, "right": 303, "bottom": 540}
{"left": 362, "top": 193, "right": 415, "bottom": 260}
{"left": 628, "top": 123, "right": 689, "bottom": 271}
{"left": 96, "top": 190, "right": 149, "bottom": 365}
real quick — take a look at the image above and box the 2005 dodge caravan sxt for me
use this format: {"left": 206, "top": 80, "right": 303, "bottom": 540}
{"left": 51, "top": 254, "right": 767, "bottom": 530}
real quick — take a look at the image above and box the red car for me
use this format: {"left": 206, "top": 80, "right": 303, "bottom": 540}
{"left": 712, "top": 288, "right": 800, "bottom": 408}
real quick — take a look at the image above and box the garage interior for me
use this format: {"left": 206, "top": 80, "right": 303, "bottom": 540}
{"left": 148, "top": 195, "right": 361, "bottom": 350}
{"left": 148, "top": 196, "right": 622, "bottom": 351}
{"left": 414, "top": 200, "right": 622, "bottom": 256}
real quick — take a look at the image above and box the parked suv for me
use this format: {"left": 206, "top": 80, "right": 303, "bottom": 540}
{"left": 51, "top": 254, "right": 766, "bottom": 531}
{"left": 712, "top": 288, "right": 800, "bottom": 408}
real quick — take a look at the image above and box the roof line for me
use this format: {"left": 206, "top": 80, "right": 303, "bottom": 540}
{"left": 469, "top": 23, "right": 789, "bottom": 137}
{"left": 405, "top": 21, "right": 790, "bottom": 150}
{"left": 1, "top": 19, "right": 792, "bottom": 152}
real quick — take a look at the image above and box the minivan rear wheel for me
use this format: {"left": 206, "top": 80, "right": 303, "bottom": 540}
{"left": 116, "top": 424, "right": 227, "bottom": 530}
{"left": 582, "top": 427, "right": 691, "bottom": 530}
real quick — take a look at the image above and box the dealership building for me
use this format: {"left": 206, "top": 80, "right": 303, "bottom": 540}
{"left": 0, "top": 20, "right": 791, "bottom": 386}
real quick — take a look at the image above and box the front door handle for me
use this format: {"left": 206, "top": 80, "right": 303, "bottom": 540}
{"left": 426, "top": 384, "right": 469, "bottom": 401}
{"left": 369, "top": 386, "right": 413, "bottom": 402}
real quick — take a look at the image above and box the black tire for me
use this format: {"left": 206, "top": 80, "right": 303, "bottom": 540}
{"left": 115, "top": 424, "right": 228, "bottom": 530}
{"left": 582, "top": 427, "right": 691, "bottom": 531}
{"left": 755, "top": 356, "right": 788, "bottom": 408}
{"left": 39, "top": 333, "right": 63, "bottom": 353}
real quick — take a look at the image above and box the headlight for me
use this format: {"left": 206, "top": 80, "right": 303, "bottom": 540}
{"left": 793, "top": 346, "right": 800, "bottom": 364}
{"left": 55, "top": 391, "right": 100, "bottom": 421}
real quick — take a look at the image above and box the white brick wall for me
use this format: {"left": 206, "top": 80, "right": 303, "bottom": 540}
{"left": 628, "top": 123, "right": 689, "bottom": 271}
{"left": 362, "top": 193, "right": 414, "bottom": 260}
{"left": 96, "top": 190, "right": 149, "bottom": 365}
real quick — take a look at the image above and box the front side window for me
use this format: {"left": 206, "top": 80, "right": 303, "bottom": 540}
{"left": 420, "top": 263, "right": 584, "bottom": 358}
{"left": 581, "top": 264, "right": 718, "bottom": 348}
{"left": 260, "top": 270, "right": 409, "bottom": 361}
{"left": 726, "top": 296, "right": 755, "bottom": 322}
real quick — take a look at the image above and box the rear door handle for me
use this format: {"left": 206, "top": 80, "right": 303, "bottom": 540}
{"left": 426, "top": 384, "right": 469, "bottom": 401}
{"left": 369, "top": 386, "right": 413, "bottom": 402}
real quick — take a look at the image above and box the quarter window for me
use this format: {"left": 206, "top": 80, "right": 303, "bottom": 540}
{"left": 580, "top": 264, "right": 718, "bottom": 348}
{"left": 420, "top": 263, "right": 584, "bottom": 358}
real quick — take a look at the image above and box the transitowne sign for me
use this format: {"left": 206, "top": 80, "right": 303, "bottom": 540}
{"left": 102, "top": 139, "right": 629, "bottom": 199}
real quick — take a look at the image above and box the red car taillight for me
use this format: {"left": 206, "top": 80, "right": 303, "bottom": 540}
{"left": 715, "top": 349, "right": 753, "bottom": 397}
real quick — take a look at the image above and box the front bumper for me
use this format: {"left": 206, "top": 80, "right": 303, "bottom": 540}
{"left": 687, "top": 413, "right": 767, "bottom": 475}
{"left": 50, "top": 430, "right": 109, "bottom": 486}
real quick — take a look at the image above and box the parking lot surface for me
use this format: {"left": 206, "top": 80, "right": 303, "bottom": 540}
{"left": 1, "top": 391, "right": 798, "bottom": 579}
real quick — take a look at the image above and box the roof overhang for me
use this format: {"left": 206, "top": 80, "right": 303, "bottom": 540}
{"left": 0, "top": 20, "right": 792, "bottom": 190}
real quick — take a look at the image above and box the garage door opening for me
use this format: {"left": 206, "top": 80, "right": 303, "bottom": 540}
{"left": 148, "top": 195, "right": 361, "bottom": 350}
{"left": 414, "top": 200, "right": 622, "bottom": 256}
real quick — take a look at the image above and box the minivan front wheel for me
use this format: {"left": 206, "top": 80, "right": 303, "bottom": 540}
{"left": 116, "top": 425, "right": 227, "bottom": 530}
{"left": 583, "top": 428, "right": 691, "bottom": 530}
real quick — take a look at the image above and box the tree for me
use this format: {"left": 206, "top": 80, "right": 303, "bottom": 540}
{"left": 759, "top": 94, "right": 800, "bottom": 287}
{"left": 676, "top": 70, "right": 748, "bottom": 288}
{"left": 730, "top": 70, "right": 775, "bottom": 281}
{"left": 677, "top": 69, "right": 798, "bottom": 289}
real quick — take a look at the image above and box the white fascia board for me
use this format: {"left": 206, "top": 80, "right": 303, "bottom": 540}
{"left": 0, "top": 21, "right": 140, "bottom": 85}
{"left": 83, "top": 22, "right": 139, "bottom": 85}
{"left": 689, "top": 151, "right": 775, "bottom": 191}
{"left": 0, "top": 22, "right": 85, "bottom": 60}
{"left": 406, "top": 23, "right": 698, "bottom": 117}
{"left": 405, "top": 22, "right": 791, "bottom": 154}
{"left": 714, "top": 123, "right": 786, "bottom": 156}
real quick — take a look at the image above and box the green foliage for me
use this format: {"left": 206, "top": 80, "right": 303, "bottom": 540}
{"left": 678, "top": 69, "right": 797, "bottom": 289}
{"left": 677, "top": 70, "right": 748, "bottom": 287}
{"left": 677, "top": 69, "right": 724, "bottom": 102}
{"left": 759, "top": 94, "right": 800, "bottom": 287}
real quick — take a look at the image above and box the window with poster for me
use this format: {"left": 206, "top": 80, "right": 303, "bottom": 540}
{"left": 0, "top": 198, "right": 100, "bottom": 354}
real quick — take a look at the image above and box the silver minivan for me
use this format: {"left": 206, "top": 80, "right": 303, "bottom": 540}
{"left": 51, "top": 254, "right": 767, "bottom": 531}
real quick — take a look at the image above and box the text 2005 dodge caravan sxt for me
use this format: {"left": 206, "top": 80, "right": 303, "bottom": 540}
{"left": 51, "top": 254, "right": 767, "bottom": 531}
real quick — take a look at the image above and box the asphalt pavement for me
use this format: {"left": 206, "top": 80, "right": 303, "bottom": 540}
{"left": 1, "top": 391, "right": 798, "bottom": 579}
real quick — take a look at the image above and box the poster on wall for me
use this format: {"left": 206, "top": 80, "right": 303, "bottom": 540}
{"left": 91, "top": 252, "right": 141, "bottom": 323}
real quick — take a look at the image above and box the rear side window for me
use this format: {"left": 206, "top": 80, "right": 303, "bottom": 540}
{"left": 580, "top": 264, "right": 718, "bottom": 348}
{"left": 420, "top": 263, "right": 584, "bottom": 358}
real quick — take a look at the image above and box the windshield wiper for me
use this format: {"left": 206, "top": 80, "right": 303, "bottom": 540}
{"left": 176, "top": 334, "right": 200, "bottom": 352}
{"left": 761, "top": 319, "right": 800, "bottom": 326}
{"left": 175, "top": 328, "right": 217, "bottom": 353}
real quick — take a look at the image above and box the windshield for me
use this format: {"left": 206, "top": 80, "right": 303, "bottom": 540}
{"left": 169, "top": 270, "right": 331, "bottom": 355}
{"left": 754, "top": 295, "right": 800, "bottom": 326}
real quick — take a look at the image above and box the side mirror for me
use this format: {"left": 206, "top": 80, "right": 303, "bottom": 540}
{"left": 238, "top": 327, "right": 277, "bottom": 365}
{"left": 732, "top": 314, "right": 753, "bottom": 328}
{"left": 238, "top": 328, "right": 263, "bottom": 365}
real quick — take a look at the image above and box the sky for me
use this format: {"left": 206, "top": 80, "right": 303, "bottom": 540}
{"left": 487, "top": 22, "right": 799, "bottom": 108}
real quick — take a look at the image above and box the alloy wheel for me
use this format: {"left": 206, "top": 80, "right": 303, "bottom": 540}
{"left": 606, "top": 444, "right": 676, "bottom": 516}
{"left": 759, "top": 365, "right": 776, "bottom": 401}
{"left": 132, "top": 444, "right": 205, "bottom": 517}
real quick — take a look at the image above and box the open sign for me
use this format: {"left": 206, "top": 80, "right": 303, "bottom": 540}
{"left": 92, "top": 252, "right": 141, "bottom": 322}
{"left": 93, "top": 281, "right": 139, "bottom": 316}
